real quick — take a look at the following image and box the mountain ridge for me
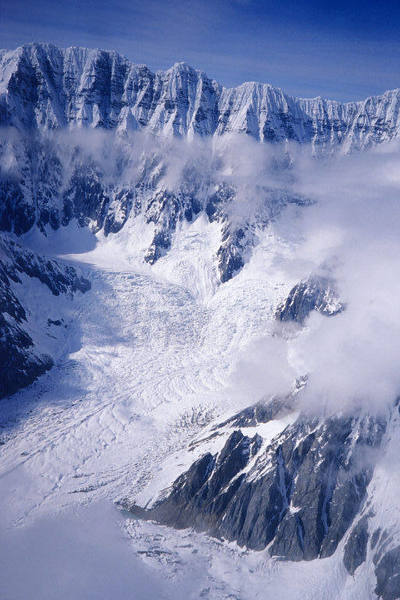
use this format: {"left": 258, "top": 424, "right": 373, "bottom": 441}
{"left": 1, "top": 42, "right": 400, "bottom": 600}
{"left": 4, "top": 42, "right": 400, "bottom": 105}
{"left": 2, "top": 42, "right": 400, "bottom": 151}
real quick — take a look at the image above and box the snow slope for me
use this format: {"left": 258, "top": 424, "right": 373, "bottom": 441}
{"left": 0, "top": 214, "right": 312, "bottom": 598}
{"left": 0, "top": 219, "right": 291, "bottom": 516}
{"left": 1, "top": 214, "right": 397, "bottom": 599}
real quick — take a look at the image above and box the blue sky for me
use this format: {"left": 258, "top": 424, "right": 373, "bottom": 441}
{"left": 1, "top": 0, "right": 400, "bottom": 101}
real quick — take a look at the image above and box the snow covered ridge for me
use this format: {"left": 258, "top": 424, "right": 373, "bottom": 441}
{"left": 119, "top": 243, "right": 400, "bottom": 600}
{"left": 3, "top": 42, "right": 400, "bottom": 600}
{"left": 1, "top": 42, "right": 400, "bottom": 151}
{"left": 129, "top": 403, "right": 384, "bottom": 561}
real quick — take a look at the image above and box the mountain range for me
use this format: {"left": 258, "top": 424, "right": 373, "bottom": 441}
{"left": 1, "top": 43, "right": 400, "bottom": 600}
{"left": 2, "top": 42, "right": 400, "bottom": 150}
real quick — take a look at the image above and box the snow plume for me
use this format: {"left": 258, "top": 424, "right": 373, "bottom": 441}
{"left": 278, "top": 142, "right": 400, "bottom": 414}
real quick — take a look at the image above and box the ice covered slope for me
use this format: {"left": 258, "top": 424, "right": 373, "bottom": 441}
{"left": 2, "top": 42, "right": 400, "bottom": 151}
{"left": 0, "top": 222, "right": 292, "bottom": 522}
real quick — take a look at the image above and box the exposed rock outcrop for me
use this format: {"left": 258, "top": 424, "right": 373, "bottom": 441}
{"left": 276, "top": 275, "right": 343, "bottom": 323}
{"left": 0, "top": 236, "right": 90, "bottom": 398}
{"left": 127, "top": 406, "right": 386, "bottom": 562}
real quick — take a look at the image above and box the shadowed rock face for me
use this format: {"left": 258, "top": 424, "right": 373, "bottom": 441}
{"left": 0, "top": 237, "right": 90, "bottom": 399}
{"left": 276, "top": 275, "right": 344, "bottom": 324}
{"left": 128, "top": 410, "right": 386, "bottom": 561}
{"left": 0, "top": 130, "right": 308, "bottom": 283}
{"left": 0, "top": 264, "right": 51, "bottom": 399}
{"left": 0, "top": 310, "right": 52, "bottom": 399}
{"left": 343, "top": 516, "right": 369, "bottom": 575}
{"left": 130, "top": 431, "right": 262, "bottom": 532}
{"left": 3, "top": 238, "right": 91, "bottom": 296}
{"left": 374, "top": 545, "right": 400, "bottom": 600}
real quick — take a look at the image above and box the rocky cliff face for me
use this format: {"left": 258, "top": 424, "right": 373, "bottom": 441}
{"left": 0, "top": 235, "right": 90, "bottom": 398}
{"left": 1, "top": 42, "right": 400, "bottom": 600}
{"left": 130, "top": 407, "right": 384, "bottom": 558}
{"left": 126, "top": 393, "right": 400, "bottom": 599}
{"left": 276, "top": 275, "right": 344, "bottom": 323}
{"left": 2, "top": 43, "right": 400, "bottom": 151}
{"left": 122, "top": 278, "right": 400, "bottom": 599}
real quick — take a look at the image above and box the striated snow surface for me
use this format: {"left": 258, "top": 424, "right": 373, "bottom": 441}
{"left": 0, "top": 219, "right": 298, "bottom": 598}
{"left": 1, "top": 213, "right": 398, "bottom": 599}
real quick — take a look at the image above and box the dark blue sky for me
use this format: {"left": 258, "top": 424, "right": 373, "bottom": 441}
{"left": 1, "top": 0, "right": 400, "bottom": 101}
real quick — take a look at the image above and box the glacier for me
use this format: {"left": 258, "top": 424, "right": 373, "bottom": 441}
{"left": 1, "top": 42, "right": 400, "bottom": 600}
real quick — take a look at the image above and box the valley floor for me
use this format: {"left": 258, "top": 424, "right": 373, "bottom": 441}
{"left": 0, "top": 228, "right": 376, "bottom": 599}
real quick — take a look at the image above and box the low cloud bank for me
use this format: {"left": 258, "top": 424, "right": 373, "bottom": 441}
{"left": 223, "top": 140, "right": 400, "bottom": 415}
{"left": 281, "top": 143, "right": 400, "bottom": 413}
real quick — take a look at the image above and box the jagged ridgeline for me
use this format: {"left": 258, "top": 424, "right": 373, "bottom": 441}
{"left": 2, "top": 43, "right": 400, "bottom": 145}
{"left": 2, "top": 42, "right": 400, "bottom": 284}
{"left": 0, "top": 125, "right": 309, "bottom": 283}
{"left": 126, "top": 394, "right": 400, "bottom": 600}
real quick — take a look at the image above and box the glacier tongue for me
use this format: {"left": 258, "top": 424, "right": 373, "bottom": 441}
{"left": 1, "top": 216, "right": 399, "bottom": 599}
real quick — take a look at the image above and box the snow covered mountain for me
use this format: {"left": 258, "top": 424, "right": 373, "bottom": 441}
{"left": 1, "top": 43, "right": 400, "bottom": 600}
{"left": 0, "top": 113, "right": 308, "bottom": 286}
{"left": 1, "top": 42, "right": 400, "bottom": 284}
{"left": 2, "top": 42, "right": 400, "bottom": 150}
{"left": 124, "top": 290, "right": 400, "bottom": 600}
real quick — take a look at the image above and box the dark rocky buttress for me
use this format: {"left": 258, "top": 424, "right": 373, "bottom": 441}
{"left": 127, "top": 407, "right": 386, "bottom": 562}
{"left": 0, "top": 236, "right": 90, "bottom": 399}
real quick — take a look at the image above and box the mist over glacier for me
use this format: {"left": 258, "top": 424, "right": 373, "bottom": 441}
{"left": 2, "top": 124, "right": 400, "bottom": 414}
{"left": 2, "top": 127, "right": 400, "bottom": 599}
{"left": 9, "top": 126, "right": 400, "bottom": 413}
